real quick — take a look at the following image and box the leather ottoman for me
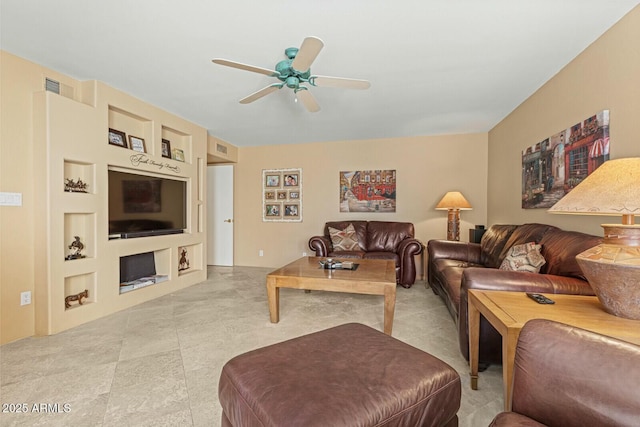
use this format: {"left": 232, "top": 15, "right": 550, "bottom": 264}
{"left": 218, "top": 323, "right": 461, "bottom": 426}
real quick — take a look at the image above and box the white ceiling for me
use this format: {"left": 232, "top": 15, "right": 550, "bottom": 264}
{"left": 2, "top": 1, "right": 638, "bottom": 147}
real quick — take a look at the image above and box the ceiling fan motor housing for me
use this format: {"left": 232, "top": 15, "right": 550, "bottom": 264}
{"left": 285, "top": 76, "right": 300, "bottom": 89}
{"left": 276, "top": 49, "right": 312, "bottom": 87}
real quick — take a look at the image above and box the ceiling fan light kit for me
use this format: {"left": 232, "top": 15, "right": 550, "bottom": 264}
{"left": 212, "top": 36, "right": 370, "bottom": 112}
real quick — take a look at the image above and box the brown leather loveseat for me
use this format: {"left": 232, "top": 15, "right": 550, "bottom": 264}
{"left": 427, "top": 223, "right": 601, "bottom": 364}
{"left": 309, "top": 221, "right": 422, "bottom": 288}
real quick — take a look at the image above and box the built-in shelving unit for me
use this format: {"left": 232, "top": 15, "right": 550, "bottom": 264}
{"left": 33, "top": 80, "right": 207, "bottom": 335}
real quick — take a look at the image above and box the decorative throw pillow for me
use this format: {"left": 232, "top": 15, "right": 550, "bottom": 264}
{"left": 499, "top": 242, "right": 546, "bottom": 273}
{"left": 328, "top": 224, "right": 360, "bottom": 251}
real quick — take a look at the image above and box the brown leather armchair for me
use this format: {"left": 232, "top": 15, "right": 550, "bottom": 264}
{"left": 309, "top": 221, "right": 422, "bottom": 287}
{"left": 489, "top": 319, "right": 640, "bottom": 427}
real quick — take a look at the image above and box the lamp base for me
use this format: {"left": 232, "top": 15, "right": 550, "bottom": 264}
{"left": 446, "top": 209, "right": 460, "bottom": 241}
{"left": 576, "top": 224, "right": 640, "bottom": 320}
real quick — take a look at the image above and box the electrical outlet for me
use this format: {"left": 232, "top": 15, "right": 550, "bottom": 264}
{"left": 259, "top": 249, "right": 264, "bottom": 257}
{"left": 302, "top": 252, "right": 308, "bottom": 257}
{"left": 20, "top": 291, "right": 31, "bottom": 306}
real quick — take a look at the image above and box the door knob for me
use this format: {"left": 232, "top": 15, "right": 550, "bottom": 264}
{"left": 224, "top": 219, "right": 233, "bottom": 223}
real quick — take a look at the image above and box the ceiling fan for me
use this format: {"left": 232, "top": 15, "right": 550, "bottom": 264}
{"left": 212, "top": 36, "right": 370, "bottom": 112}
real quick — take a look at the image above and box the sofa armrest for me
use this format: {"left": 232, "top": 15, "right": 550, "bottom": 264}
{"left": 503, "top": 320, "right": 640, "bottom": 427}
{"left": 396, "top": 238, "right": 423, "bottom": 287}
{"left": 457, "top": 268, "right": 595, "bottom": 362}
{"left": 309, "top": 236, "right": 331, "bottom": 257}
{"left": 427, "top": 240, "right": 482, "bottom": 264}
{"left": 397, "top": 238, "right": 423, "bottom": 257}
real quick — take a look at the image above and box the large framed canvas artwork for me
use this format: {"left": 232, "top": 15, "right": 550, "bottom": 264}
{"left": 339, "top": 170, "right": 396, "bottom": 213}
{"left": 522, "top": 110, "right": 610, "bottom": 209}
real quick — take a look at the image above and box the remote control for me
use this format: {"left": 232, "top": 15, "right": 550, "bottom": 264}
{"left": 526, "top": 293, "right": 555, "bottom": 304}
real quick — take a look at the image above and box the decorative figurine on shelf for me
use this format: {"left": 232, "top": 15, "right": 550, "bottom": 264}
{"left": 65, "top": 236, "right": 86, "bottom": 260}
{"left": 65, "top": 289, "right": 88, "bottom": 309}
{"left": 64, "top": 178, "right": 89, "bottom": 193}
{"left": 178, "top": 247, "right": 190, "bottom": 271}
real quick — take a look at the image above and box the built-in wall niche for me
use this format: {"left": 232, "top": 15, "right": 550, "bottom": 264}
{"left": 162, "top": 126, "right": 192, "bottom": 163}
{"left": 177, "top": 243, "right": 203, "bottom": 276}
{"left": 64, "top": 160, "right": 95, "bottom": 193}
{"left": 64, "top": 272, "right": 96, "bottom": 310}
{"left": 108, "top": 106, "right": 153, "bottom": 154}
{"left": 64, "top": 213, "right": 95, "bottom": 260}
{"left": 119, "top": 248, "right": 170, "bottom": 294}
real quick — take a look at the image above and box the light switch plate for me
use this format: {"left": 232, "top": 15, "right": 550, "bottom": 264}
{"left": 0, "top": 192, "right": 22, "bottom": 206}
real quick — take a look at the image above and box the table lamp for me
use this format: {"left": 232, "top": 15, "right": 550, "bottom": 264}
{"left": 436, "top": 191, "right": 472, "bottom": 241}
{"left": 548, "top": 157, "right": 640, "bottom": 319}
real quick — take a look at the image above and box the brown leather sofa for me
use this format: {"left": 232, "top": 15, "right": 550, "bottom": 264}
{"left": 489, "top": 319, "right": 640, "bottom": 427}
{"left": 309, "top": 221, "right": 422, "bottom": 288}
{"left": 427, "top": 223, "right": 601, "bottom": 363}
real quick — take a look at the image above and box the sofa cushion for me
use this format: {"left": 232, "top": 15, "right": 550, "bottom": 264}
{"left": 363, "top": 251, "right": 399, "bottom": 264}
{"left": 499, "top": 242, "right": 546, "bottom": 273}
{"left": 324, "top": 221, "right": 367, "bottom": 251}
{"left": 480, "top": 224, "right": 518, "bottom": 268}
{"left": 328, "top": 250, "right": 365, "bottom": 259}
{"left": 497, "top": 223, "right": 559, "bottom": 267}
{"left": 366, "top": 221, "right": 414, "bottom": 252}
{"left": 328, "top": 224, "right": 360, "bottom": 251}
{"left": 539, "top": 230, "right": 602, "bottom": 279}
{"left": 430, "top": 259, "right": 483, "bottom": 318}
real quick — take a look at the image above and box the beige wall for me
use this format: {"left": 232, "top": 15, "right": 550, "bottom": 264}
{"left": 487, "top": 5, "right": 640, "bottom": 235}
{"left": 1, "top": 52, "right": 82, "bottom": 343}
{"left": 233, "top": 134, "right": 488, "bottom": 268}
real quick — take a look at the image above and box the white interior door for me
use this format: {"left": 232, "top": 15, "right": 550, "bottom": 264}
{"left": 207, "top": 164, "right": 234, "bottom": 266}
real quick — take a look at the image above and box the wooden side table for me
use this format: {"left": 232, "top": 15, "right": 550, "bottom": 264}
{"left": 468, "top": 289, "right": 640, "bottom": 411}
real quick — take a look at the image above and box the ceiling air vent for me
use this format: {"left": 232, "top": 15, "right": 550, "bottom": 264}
{"left": 216, "top": 143, "right": 228, "bottom": 155}
{"left": 45, "top": 77, "right": 60, "bottom": 94}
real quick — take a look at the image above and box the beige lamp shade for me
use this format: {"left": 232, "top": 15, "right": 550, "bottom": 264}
{"left": 435, "top": 191, "right": 473, "bottom": 210}
{"left": 548, "top": 158, "right": 640, "bottom": 223}
{"left": 548, "top": 157, "right": 640, "bottom": 320}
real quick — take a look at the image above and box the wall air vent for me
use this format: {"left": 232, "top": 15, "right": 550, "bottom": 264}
{"left": 216, "top": 143, "right": 228, "bottom": 155}
{"left": 45, "top": 77, "right": 60, "bottom": 94}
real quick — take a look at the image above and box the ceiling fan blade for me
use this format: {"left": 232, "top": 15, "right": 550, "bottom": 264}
{"left": 295, "top": 88, "right": 320, "bottom": 113}
{"left": 291, "top": 36, "right": 324, "bottom": 72}
{"left": 310, "top": 75, "right": 371, "bottom": 90}
{"left": 212, "top": 59, "right": 280, "bottom": 77}
{"left": 239, "top": 84, "right": 283, "bottom": 104}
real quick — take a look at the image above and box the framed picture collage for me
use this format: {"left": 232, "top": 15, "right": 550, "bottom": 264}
{"left": 262, "top": 168, "right": 302, "bottom": 222}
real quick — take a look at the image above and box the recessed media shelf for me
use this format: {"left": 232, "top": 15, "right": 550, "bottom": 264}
{"left": 119, "top": 249, "right": 170, "bottom": 294}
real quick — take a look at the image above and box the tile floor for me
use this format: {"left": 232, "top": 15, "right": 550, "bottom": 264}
{"left": 0, "top": 266, "right": 503, "bottom": 426}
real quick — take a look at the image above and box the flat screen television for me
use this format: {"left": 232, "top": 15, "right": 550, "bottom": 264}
{"left": 108, "top": 168, "right": 187, "bottom": 239}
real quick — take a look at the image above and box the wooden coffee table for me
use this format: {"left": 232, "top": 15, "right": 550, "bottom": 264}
{"left": 266, "top": 257, "right": 397, "bottom": 335}
{"left": 468, "top": 289, "right": 640, "bottom": 411}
